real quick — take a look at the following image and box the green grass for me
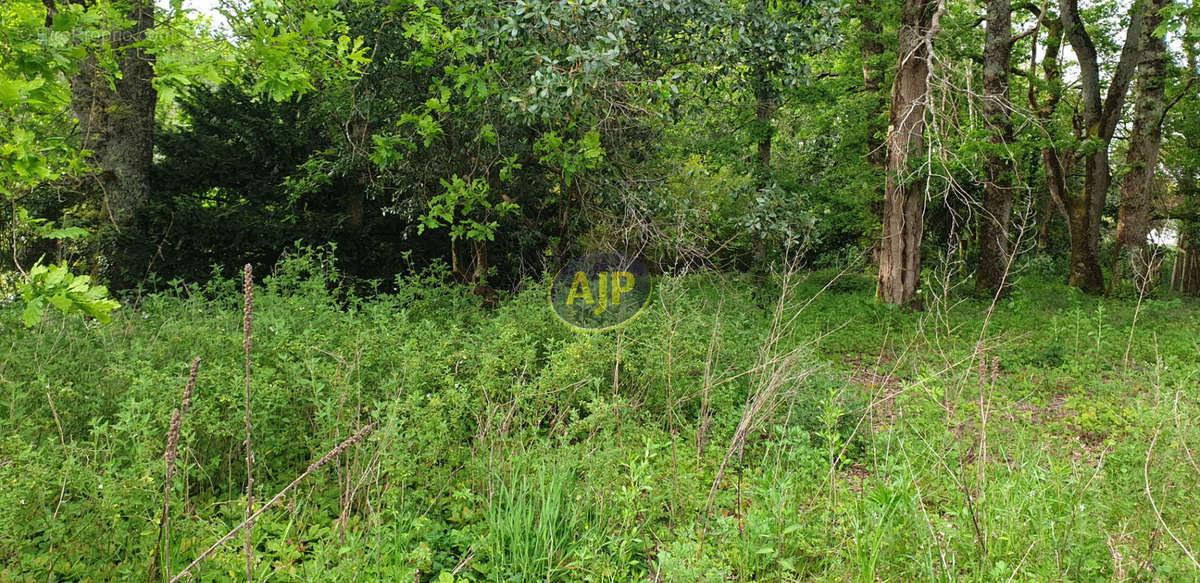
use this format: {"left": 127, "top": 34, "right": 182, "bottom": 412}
{"left": 1, "top": 253, "right": 1198, "bottom": 581}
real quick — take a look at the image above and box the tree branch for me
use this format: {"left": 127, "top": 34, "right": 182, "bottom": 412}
{"left": 1059, "top": 0, "right": 1103, "bottom": 130}
{"left": 1009, "top": 26, "right": 1039, "bottom": 45}
{"left": 1096, "top": 0, "right": 1147, "bottom": 140}
{"left": 1161, "top": 75, "right": 1197, "bottom": 124}
{"left": 42, "top": 0, "right": 57, "bottom": 27}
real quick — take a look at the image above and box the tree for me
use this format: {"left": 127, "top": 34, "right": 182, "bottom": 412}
{"left": 49, "top": 0, "right": 158, "bottom": 230}
{"left": 735, "top": 0, "right": 840, "bottom": 181}
{"left": 1, "top": 1, "right": 122, "bottom": 325}
{"left": 692, "top": 0, "right": 841, "bottom": 269}
{"left": 975, "top": 0, "right": 1016, "bottom": 296}
{"left": 1054, "top": 0, "right": 1149, "bottom": 292}
{"left": 1111, "top": 0, "right": 1173, "bottom": 292}
{"left": 877, "top": 0, "right": 943, "bottom": 307}
{"left": 1026, "top": 6, "right": 1068, "bottom": 249}
{"left": 1164, "top": 3, "right": 1199, "bottom": 295}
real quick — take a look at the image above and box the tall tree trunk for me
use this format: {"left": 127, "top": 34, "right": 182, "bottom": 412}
{"left": 754, "top": 75, "right": 774, "bottom": 178}
{"left": 1057, "top": 0, "right": 1147, "bottom": 293}
{"left": 473, "top": 240, "right": 488, "bottom": 283}
{"left": 1111, "top": 0, "right": 1171, "bottom": 292}
{"left": 1063, "top": 167, "right": 1106, "bottom": 291}
{"left": 1028, "top": 13, "right": 1070, "bottom": 248}
{"left": 751, "top": 65, "right": 776, "bottom": 271}
{"left": 345, "top": 191, "right": 364, "bottom": 227}
{"left": 976, "top": 0, "right": 1015, "bottom": 296}
{"left": 878, "top": 0, "right": 941, "bottom": 307}
{"left": 67, "top": 0, "right": 157, "bottom": 230}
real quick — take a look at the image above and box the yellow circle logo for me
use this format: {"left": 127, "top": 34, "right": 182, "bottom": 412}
{"left": 548, "top": 253, "right": 653, "bottom": 332}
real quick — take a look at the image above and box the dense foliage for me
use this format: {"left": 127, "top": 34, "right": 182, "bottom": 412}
{"left": 3, "top": 252, "right": 1200, "bottom": 580}
{"left": 3, "top": 0, "right": 1197, "bottom": 298}
{"left": 3, "top": 0, "right": 1200, "bottom": 580}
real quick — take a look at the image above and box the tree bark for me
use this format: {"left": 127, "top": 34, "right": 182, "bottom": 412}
{"left": 751, "top": 65, "right": 776, "bottom": 271}
{"left": 1111, "top": 0, "right": 1171, "bottom": 292}
{"left": 67, "top": 0, "right": 157, "bottom": 230}
{"left": 975, "top": 0, "right": 1015, "bottom": 296}
{"left": 1028, "top": 13, "right": 1070, "bottom": 248}
{"left": 345, "top": 191, "right": 364, "bottom": 227}
{"left": 878, "top": 0, "right": 941, "bottom": 307}
{"left": 1057, "top": 0, "right": 1147, "bottom": 293}
{"left": 1063, "top": 172, "right": 1105, "bottom": 291}
{"left": 754, "top": 73, "right": 774, "bottom": 178}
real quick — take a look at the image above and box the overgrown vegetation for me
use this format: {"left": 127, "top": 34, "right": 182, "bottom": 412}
{"left": 3, "top": 250, "right": 1198, "bottom": 581}
{"left": 4, "top": 0, "right": 1200, "bottom": 579}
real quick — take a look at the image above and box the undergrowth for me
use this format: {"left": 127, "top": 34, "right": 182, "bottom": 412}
{"left": 1, "top": 249, "right": 1198, "bottom": 581}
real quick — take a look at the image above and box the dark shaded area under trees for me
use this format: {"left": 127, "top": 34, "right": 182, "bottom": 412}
{"left": 6, "top": 0, "right": 1200, "bottom": 306}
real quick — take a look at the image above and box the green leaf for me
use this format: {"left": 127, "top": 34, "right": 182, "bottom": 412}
{"left": 44, "top": 265, "right": 68, "bottom": 288}
{"left": 0, "top": 83, "right": 20, "bottom": 106}
{"left": 48, "top": 294, "right": 74, "bottom": 313}
{"left": 22, "top": 297, "right": 46, "bottom": 328}
{"left": 44, "top": 226, "right": 89, "bottom": 239}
